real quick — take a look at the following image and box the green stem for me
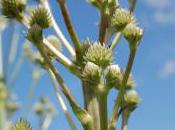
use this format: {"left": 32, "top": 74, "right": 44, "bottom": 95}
{"left": 0, "top": 99, "right": 6, "bottom": 130}
{"left": 98, "top": 93, "right": 108, "bottom": 130}
{"left": 0, "top": 31, "right": 3, "bottom": 78}
{"left": 108, "top": 48, "right": 136, "bottom": 130}
{"left": 110, "top": 32, "right": 122, "bottom": 50}
{"left": 83, "top": 84, "right": 100, "bottom": 130}
{"left": 57, "top": 0, "right": 81, "bottom": 56}
{"left": 121, "top": 109, "right": 129, "bottom": 130}
{"left": 99, "top": 9, "right": 108, "bottom": 44}
{"left": 37, "top": 43, "right": 93, "bottom": 130}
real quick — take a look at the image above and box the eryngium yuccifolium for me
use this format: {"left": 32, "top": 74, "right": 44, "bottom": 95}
{"left": 105, "top": 64, "right": 121, "bottom": 88}
{"left": 46, "top": 35, "right": 62, "bottom": 56}
{"left": 110, "top": 8, "right": 134, "bottom": 32}
{"left": 124, "top": 89, "right": 140, "bottom": 111}
{"left": 82, "top": 62, "right": 101, "bottom": 86}
{"left": 123, "top": 23, "right": 143, "bottom": 46}
{"left": 29, "top": 6, "right": 51, "bottom": 29}
{"left": 1, "top": 0, "right": 26, "bottom": 21}
{"left": 84, "top": 43, "right": 113, "bottom": 68}
{"left": 26, "top": 24, "right": 43, "bottom": 44}
{"left": 10, "top": 119, "right": 32, "bottom": 130}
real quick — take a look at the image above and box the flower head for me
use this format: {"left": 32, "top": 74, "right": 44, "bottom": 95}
{"left": 29, "top": 6, "right": 51, "bottom": 29}
{"left": 84, "top": 42, "right": 113, "bottom": 68}
{"left": 1, "top": 0, "right": 26, "bottom": 21}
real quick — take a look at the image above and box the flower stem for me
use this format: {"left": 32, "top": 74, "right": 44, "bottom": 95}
{"left": 99, "top": 9, "right": 108, "bottom": 44}
{"left": 98, "top": 93, "right": 108, "bottom": 130}
{"left": 0, "top": 99, "right": 6, "bottom": 130}
{"left": 110, "top": 32, "right": 122, "bottom": 50}
{"left": 37, "top": 43, "right": 93, "bottom": 130}
{"left": 42, "top": 0, "right": 76, "bottom": 57}
{"left": 49, "top": 69, "right": 77, "bottom": 130}
{"left": 83, "top": 85, "right": 100, "bottom": 130}
{"left": 57, "top": 0, "right": 81, "bottom": 56}
{"left": 108, "top": 48, "right": 136, "bottom": 130}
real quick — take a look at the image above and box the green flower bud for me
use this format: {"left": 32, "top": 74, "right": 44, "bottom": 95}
{"left": 1, "top": 0, "right": 26, "bottom": 21}
{"left": 46, "top": 35, "right": 62, "bottom": 56}
{"left": 105, "top": 64, "right": 121, "bottom": 88}
{"left": 10, "top": 119, "right": 32, "bottom": 130}
{"left": 29, "top": 6, "right": 51, "bottom": 29}
{"left": 122, "top": 23, "right": 144, "bottom": 47}
{"left": 26, "top": 24, "right": 43, "bottom": 44}
{"left": 82, "top": 62, "right": 101, "bottom": 86}
{"left": 110, "top": 8, "right": 133, "bottom": 32}
{"left": 124, "top": 89, "right": 140, "bottom": 111}
{"left": 84, "top": 42, "right": 113, "bottom": 68}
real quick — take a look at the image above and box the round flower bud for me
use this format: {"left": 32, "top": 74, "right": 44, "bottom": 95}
{"left": 84, "top": 42, "right": 113, "bottom": 68}
{"left": 29, "top": 6, "right": 51, "bottom": 29}
{"left": 123, "top": 23, "right": 144, "bottom": 46}
{"left": 10, "top": 119, "right": 32, "bottom": 130}
{"left": 1, "top": 0, "right": 26, "bottom": 21}
{"left": 26, "top": 24, "right": 43, "bottom": 44}
{"left": 105, "top": 64, "right": 121, "bottom": 88}
{"left": 46, "top": 35, "right": 62, "bottom": 56}
{"left": 82, "top": 62, "right": 101, "bottom": 86}
{"left": 124, "top": 89, "right": 140, "bottom": 111}
{"left": 110, "top": 8, "right": 133, "bottom": 32}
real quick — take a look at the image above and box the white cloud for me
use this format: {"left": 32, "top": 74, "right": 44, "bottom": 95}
{"left": 143, "top": 0, "right": 175, "bottom": 26}
{"left": 159, "top": 59, "right": 175, "bottom": 78}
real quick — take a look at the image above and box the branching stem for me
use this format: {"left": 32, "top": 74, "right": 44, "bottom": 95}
{"left": 108, "top": 48, "right": 136, "bottom": 130}
{"left": 42, "top": 0, "right": 76, "bottom": 57}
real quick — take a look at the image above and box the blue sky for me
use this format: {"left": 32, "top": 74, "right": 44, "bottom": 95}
{"left": 1, "top": 0, "right": 175, "bottom": 130}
